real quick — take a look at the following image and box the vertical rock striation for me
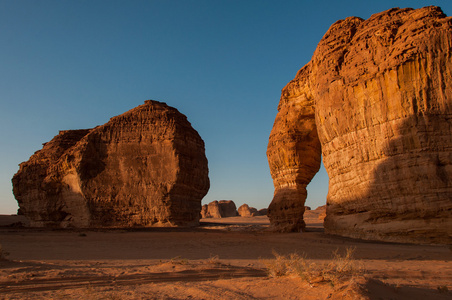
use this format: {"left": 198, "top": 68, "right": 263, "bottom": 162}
{"left": 12, "top": 100, "right": 210, "bottom": 228}
{"left": 267, "top": 6, "right": 452, "bottom": 243}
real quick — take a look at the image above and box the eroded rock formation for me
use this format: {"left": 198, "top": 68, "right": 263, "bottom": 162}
{"left": 200, "top": 204, "right": 209, "bottom": 219}
{"left": 267, "top": 6, "right": 452, "bottom": 243}
{"left": 12, "top": 100, "right": 210, "bottom": 228}
{"left": 266, "top": 41, "right": 322, "bottom": 232}
{"left": 257, "top": 208, "right": 268, "bottom": 216}
{"left": 237, "top": 204, "right": 258, "bottom": 217}
{"left": 201, "top": 200, "right": 238, "bottom": 218}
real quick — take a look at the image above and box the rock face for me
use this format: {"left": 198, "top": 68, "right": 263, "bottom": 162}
{"left": 266, "top": 38, "right": 322, "bottom": 233}
{"left": 12, "top": 100, "right": 210, "bottom": 228}
{"left": 201, "top": 200, "right": 238, "bottom": 218}
{"left": 237, "top": 204, "right": 258, "bottom": 217}
{"left": 200, "top": 205, "right": 209, "bottom": 219}
{"left": 257, "top": 208, "right": 268, "bottom": 216}
{"left": 267, "top": 6, "right": 452, "bottom": 243}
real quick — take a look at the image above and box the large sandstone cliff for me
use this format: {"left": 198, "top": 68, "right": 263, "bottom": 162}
{"left": 12, "top": 100, "right": 210, "bottom": 228}
{"left": 267, "top": 6, "right": 452, "bottom": 243}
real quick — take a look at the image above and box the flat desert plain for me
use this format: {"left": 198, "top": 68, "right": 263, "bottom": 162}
{"left": 0, "top": 209, "right": 451, "bottom": 299}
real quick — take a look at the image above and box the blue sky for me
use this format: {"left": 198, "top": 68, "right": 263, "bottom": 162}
{"left": 1, "top": 0, "right": 451, "bottom": 214}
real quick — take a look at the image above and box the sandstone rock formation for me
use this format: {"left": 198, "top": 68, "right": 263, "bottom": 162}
{"left": 267, "top": 6, "right": 452, "bottom": 243}
{"left": 313, "top": 205, "right": 327, "bottom": 221}
{"left": 12, "top": 100, "right": 210, "bottom": 228}
{"left": 266, "top": 37, "right": 322, "bottom": 233}
{"left": 237, "top": 204, "right": 258, "bottom": 217}
{"left": 200, "top": 204, "right": 209, "bottom": 219}
{"left": 257, "top": 208, "right": 268, "bottom": 216}
{"left": 201, "top": 200, "right": 238, "bottom": 218}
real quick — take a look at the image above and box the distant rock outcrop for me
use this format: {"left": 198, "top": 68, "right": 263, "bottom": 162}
{"left": 200, "top": 205, "right": 209, "bottom": 219}
{"left": 267, "top": 6, "right": 452, "bottom": 243}
{"left": 12, "top": 100, "right": 210, "bottom": 228}
{"left": 201, "top": 200, "right": 238, "bottom": 218}
{"left": 257, "top": 208, "right": 268, "bottom": 216}
{"left": 237, "top": 204, "right": 258, "bottom": 217}
{"left": 311, "top": 205, "right": 327, "bottom": 221}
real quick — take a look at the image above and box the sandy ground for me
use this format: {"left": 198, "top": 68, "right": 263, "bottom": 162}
{"left": 0, "top": 210, "right": 451, "bottom": 299}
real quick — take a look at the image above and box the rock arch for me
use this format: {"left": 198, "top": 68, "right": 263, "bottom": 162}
{"left": 267, "top": 6, "right": 452, "bottom": 244}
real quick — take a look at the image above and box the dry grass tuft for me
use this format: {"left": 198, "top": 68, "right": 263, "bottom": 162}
{"left": 322, "top": 247, "right": 359, "bottom": 286}
{"left": 263, "top": 250, "right": 316, "bottom": 281}
{"left": 207, "top": 254, "right": 221, "bottom": 265}
{"left": 263, "top": 247, "right": 362, "bottom": 286}
{"left": 170, "top": 256, "right": 189, "bottom": 265}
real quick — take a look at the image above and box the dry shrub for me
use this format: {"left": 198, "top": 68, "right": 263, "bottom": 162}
{"left": 263, "top": 247, "right": 362, "bottom": 286}
{"left": 170, "top": 256, "right": 189, "bottom": 265}
{"left": 263, "top": 251, "right": 316, "bottom": 282}
{"left": 207, "top": 254, "right": 221, "bottom": 265}
{"left": 322, "top": 247, "right": 359, "bottom": 286}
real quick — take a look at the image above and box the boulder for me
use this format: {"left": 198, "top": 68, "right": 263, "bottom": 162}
{"left": 267, "top": 6, "right": 452, "bottom": 243}
{"left": 206, "top": 201, "right": 222, "bottom": 218}
{"left": 217, "top": 200, "right": 239, "bottom": 217}
{"left": 257, "top": 208, "right": 268, "bottom": 216}
{"left": 201, "top": 200, "right": 238, "bottom": 218}
{"left": 238, "top": 204, "right": 258, "bottom": 217}
{"left": 12, "top": 100, "right": 210, "bottom": 228}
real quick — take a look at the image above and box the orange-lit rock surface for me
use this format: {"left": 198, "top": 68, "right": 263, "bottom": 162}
{"left": 237, "top": 204, "right": 258, "bottom": 217}
{"left": 12, "top": 100, "right": 210, "bottom": 228}
{"left": 266, "top": 61, "right": 322, "bottom": 232}
{"left": 267, "top": 6, "right": 452, "bottom": 243}
{"left": 201, "top": 200, "right": 238, "bottom": 218}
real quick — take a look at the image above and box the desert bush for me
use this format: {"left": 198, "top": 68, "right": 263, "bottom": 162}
{"left": 263, "top": 247, "right": 361, "bottom": 286}
{"left": 322, "top": 247, "right": 360, "bottom": 286}
{"left": 207, "top": 254, "right": 221, "bottom": 265}
{"left": 263, "top": 250, "right": 316, "bottom": 281}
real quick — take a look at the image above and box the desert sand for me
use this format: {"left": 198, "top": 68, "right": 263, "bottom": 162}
{"left": 0, "top": 210, "right": 451, "bottom": 299}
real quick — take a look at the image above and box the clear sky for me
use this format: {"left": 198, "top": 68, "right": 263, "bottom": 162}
{"left": 1, "top": 0, "right": 451, "bottom": 214}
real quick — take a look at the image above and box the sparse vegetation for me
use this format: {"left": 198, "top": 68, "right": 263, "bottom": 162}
{"left": 262, "top": 247, "right": 362, "bottom": 286}
{"left": 207, "top": 254, "right": 221, "bottom": 265}
{"left": 322, "top": 247, "right": 359, "bottom": 286}
{"left": 263, "top": 251, "right": 315, "bottom": 281}
{"left": 170, "top": 256, "right": 189, "bottom": 265}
